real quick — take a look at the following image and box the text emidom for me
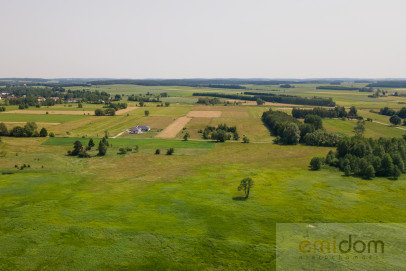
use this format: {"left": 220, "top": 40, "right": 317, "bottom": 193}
{"left": 299, "top": 235, "right": 384, "bottom": 254}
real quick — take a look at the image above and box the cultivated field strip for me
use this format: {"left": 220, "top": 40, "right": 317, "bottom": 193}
{"left": 155, "top": 116, "right": 192, "bottom": 138}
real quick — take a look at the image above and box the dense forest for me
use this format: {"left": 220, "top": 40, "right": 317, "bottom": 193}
{"left": 262, "top": 109, "right": 343, "bottom": 146}
{"left": 323, "top": 136, "right": 406, "bottom": 179}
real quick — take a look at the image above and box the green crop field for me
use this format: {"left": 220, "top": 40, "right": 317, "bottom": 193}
{"left": 42, "top": 137, "right": 216, "bottom": 149}
{"left": 0, "top": 113, "right": 87, "bottom": 123}
{"left": 1, "top": 82, "right": 406, "bottom": 270}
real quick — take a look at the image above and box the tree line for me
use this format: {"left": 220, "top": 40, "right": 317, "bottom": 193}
{"left": 196, "top": 97, "right": 223, "bottom": 105}
{"left": 0, "top": 122, "right": 49, "bottom": 137}
{"left": 193, "top": 92, "right": 336, "bottom": 107}
{"left": 316, "top": 86, "right": 373, "bottom": 92}
{"left": 292, "top": 106, "right": 357, "bottom": 119}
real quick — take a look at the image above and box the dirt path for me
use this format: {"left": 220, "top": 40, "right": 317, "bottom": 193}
{"left": 116, "top": 107, "right": 138, "bottom": 115}
{"left": 112, "top": 129, "right": 129, "bottom": 138}
{"left": 373, "top": 120, "right": 406, "bottom": 131}
{"left": 155, "top": 117, "right": 192, "bottom": 138}
{"left": 3, "top": 110, "right": 93, "bottom": 115}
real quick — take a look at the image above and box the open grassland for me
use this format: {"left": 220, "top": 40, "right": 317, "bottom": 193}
{"left": 42, "top": 137, "right": 215, "bottom": 149}
{"left": 1, "top": 137, "right": 406, "bottom": 270}
{"left": 323, "top": 119, "right": 405, "bottom": 138}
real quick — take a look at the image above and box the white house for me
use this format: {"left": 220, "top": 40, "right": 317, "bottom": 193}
{"left": 130, "top": 125, "right": 151, "bottom": 134}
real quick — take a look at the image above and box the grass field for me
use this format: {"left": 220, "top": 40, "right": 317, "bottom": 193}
{"left": 0, "top": 113, "right": 87, "bottom": 123}
{"left": 2, "top": 84, "right": 406, "bottom": 270}
{"left": 42, "top": 137, "right": 216, "bottom": 149}
{"left": 1, "top": 138, "right": 406, "bottom": 270}
{"left": 323, "top": 119, "right": 405, "bottom": 138}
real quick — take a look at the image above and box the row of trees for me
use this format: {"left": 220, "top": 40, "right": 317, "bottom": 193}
{"left": 244, "top": 92, "right": 336, "bottom": 107}
{"left": 104, "top": 102, "right": 127, "bottom": 111}
{"left": 292, "top": 106, "right": 357, "bottom": 119}
{"left": 128, "top": 94, "right": 161, "bottom": 102}
{"left": 95, "top": 108, "right": 116, "bottom": 116}
{"left": 316, "top": 86, "right": 373, "bottom": 92}
{"left": 319, "top": 136, "right": 406, "bottom": 179}
{"left": 0, "top": 122, "right": 48, "bottom": 137}
{"left": 193, "top": 92, "right": 336, "bottom": 107}
{"left": 196, "top": 97, "right": 222, "bottom": 105}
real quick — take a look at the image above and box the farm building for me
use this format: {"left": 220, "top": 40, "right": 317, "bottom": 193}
{"left": 130, "top": 125, "right": 151, "bottom": 134}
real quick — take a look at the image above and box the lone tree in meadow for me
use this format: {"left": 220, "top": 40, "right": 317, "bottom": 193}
{"left": 88, "top": 138, "right": 95, "bottom": 148}
{"left": 39, "top": 128, "right": 48, "bottom": 137}
{"left": 98, "top": 140, "right": 107, "bottom": 156}
{"left": 353, "top": 119, "right": 365, "bottom": 137}
{"left": 256, "top": 98, "right": 264, "bottom": 105}
{"left": 144, "top": 110, "right": 150, "bottom": 116}
{"left": 238, "top": 177, "right": 254, "bottom": 199}
{"left": 348, "top": 106, "right": 358, "bottom": 118}
{"left": 70, "top": 140, "right": 83, "bottom": 156}
{"left": 0, "top": 122, "right": 8, "bottom": 136}
{"left": 166, "top": 148, "right": 174, "bottom": 155}
{"left": 95, "top": 109, "right": 105, "bottom": 116}
{"left": 390, "top": 115, "right": 401, "bottom": 126}
{"left": 310, "top": 157, "right": 323, "bottom": 170}
{"left": 183, "top": 132, "right": 190, "bottom": 141}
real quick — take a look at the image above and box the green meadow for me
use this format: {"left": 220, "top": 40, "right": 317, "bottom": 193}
{"left": 0, "top": 113, "right": 87, "bottom": 123}
{"left": 43, "top": 137, "right": 215, "bottom": 149}
{"left": 1, "top": 83, "right": 406, "bottom": 270}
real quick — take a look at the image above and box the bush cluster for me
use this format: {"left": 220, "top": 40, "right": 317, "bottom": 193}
{"left": 202, "top": 124, "right": 239, "bottom": 142}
